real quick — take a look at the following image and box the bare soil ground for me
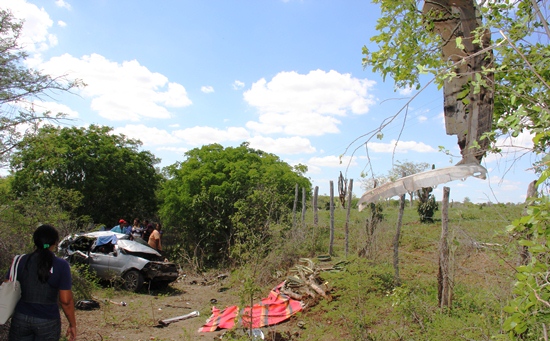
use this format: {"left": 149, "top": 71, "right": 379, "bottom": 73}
{"left": 64, "top": 273, "right": 301, "bottom": 341}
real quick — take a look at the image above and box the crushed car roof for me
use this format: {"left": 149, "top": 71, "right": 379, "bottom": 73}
{"left": 64, "top": 231, "right": 161, "bottom": 257}
{"left": 74, "top": 231, "right": 128, "bottom": 239}
{"left": 117, "top": 239, "right": 161, "bottom": 256}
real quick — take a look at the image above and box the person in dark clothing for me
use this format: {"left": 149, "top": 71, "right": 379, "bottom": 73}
{"left": 6, "top": 224, "right": 77, "bottom": 341}
{"left": 142, "top": 224, "right": 154, "bottom": 243}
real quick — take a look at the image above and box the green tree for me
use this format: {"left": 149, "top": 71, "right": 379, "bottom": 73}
{"left": 158, "top": 142, "right": 311, "bottom": 267}
{"left": 10, "top": 125, "right": 161, "bottom": 225}
{"left": 416, "top": 186, "right": 438, "bottom": 223}
{"left": 505, "top": 195, "right": 549, "bottom": 338}
{"left": 0, "top": 9, "right": 81, "bottom": 165}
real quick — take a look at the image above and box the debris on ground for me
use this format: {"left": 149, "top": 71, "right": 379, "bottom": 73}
{"left": 281, "top": 258, "right": 344, "bottom": 304}
{"left": 156, "top": 310, "right": 200, "bottom": 327}
{"left": 198, "top": 282, "right": 303, "bottom": 332}
{"left": 199, "top": 257, "right": 342, "bottom": 333}
{"left": 75, "top": 299, "right": 100, "bottom": 310}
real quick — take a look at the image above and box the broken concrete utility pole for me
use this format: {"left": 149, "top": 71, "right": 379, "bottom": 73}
{"left": 423, "top": 0, "right": 494, "bottom": 165}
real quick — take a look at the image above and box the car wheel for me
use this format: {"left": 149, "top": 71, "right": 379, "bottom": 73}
{"left": 122, "top": 270, "right": 144, "bottom": 292}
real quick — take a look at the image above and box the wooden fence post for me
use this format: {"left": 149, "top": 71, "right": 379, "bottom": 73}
{"left": 345, "top": 179, "right": 353, "bottom": 257}
{"left": 292, "top": 183, "right": 298, "bottom": 228}
{"left": 438, "top": 186, "right": 451, "bottom": 309}
{"left": 313, "top": 186, "right": 319, "bottom": 226}
{"left": 329, "top": 181, "right": 335, "bottom": 255}
{"left": 301, "top": 187, "right": 306, "bottom": 226}
{"left": 394, "top": 194, "right": 405, "bottom": 286}
{"left": 520, "top": 180, "right": 538, "bottom": 265}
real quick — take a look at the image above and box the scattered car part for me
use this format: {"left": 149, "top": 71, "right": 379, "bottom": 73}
{"left": 157, "top": 310, "right": 200, "bottom": 327}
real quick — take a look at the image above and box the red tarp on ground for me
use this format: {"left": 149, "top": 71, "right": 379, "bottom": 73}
{"left": 198, "top": 282, "right": 303, "bottom": 332}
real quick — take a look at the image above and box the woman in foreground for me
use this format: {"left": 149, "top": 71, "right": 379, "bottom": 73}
{"left": 7, "top": 224, "right": 77, "bottom": 341}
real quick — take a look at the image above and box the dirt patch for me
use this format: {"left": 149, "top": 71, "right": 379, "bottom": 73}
{"left": 63, "top": 273, "right": 303, "bottom": 341}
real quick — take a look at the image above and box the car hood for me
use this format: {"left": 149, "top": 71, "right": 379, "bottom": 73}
{"left": 117, "top": 239, "right": 161, "bottom": 256}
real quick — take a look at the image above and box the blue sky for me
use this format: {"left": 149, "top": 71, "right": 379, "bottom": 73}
{"left": 2, "top": 0, "right": 538, "bottom": 203}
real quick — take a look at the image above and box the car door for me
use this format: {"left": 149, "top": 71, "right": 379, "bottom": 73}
{"left": 88, "top": 250, "right": 115, "bottom": 279}
{"left": 105, "top": 245, "right": 129, "bottom": 276}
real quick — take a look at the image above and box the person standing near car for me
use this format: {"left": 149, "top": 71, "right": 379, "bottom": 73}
{"left": 142, "top": 223, "right": 154, "bottom": 243}
{"left": 111, "top": 219, "right": 130, "bottom": 235}
{"left": 148, "top": 223, "right": 162, "bottom": 251}
{"left": 6, "top": 224, "right": 77, "bottom": 341}
{"left": 131, "top": 218, "right": 143, "bottom": 239}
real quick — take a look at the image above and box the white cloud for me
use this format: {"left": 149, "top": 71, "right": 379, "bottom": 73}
{"left": 201, "top": 86, "right": 214, "bottom": 93}
{"left": 32, "top": 101, "right": 79, "bottom": 119}
{"left": 484, "top": 174, "right": 524, "bottom": 203}
{"left": 48, "top": 33, "right": 58, "bottom": 47}
{"left": 243, "top": 69, "right": 375, "bottom": 136}
{"left": 157, "top": 146, "right": 188, "bottom": 154}
{"left": 55, "top": 0, "right": 72, "bottom": 10}
{"left": 308, "top": 155, "right": 358, "bottom": 167}
{"left": 306, "top": 164, "right": 322, "bottom": 174}
{"left": 232, "top": 80, "right": 245, "bottom": 90}
{"left": 367, "top": 139, "right": 437, "bottom": 153}
{"left": 246, "top": 111, "right": 341, "bottom": 136}
{"left": 57, "top": 20, "right": 67, "bottom": 27}
{"left": 248, "top": 136, "right": 316, "bottom": 155}
{"left": 398, "top": 86, "right": 413, "bottom": 96}
{"left": 172, "top": 126, "right": 250, "bottom": 146}
{"left": 39, "top": 53, "right": 192, "bottom": 121}
{"left": 488, "top": 175, "right": 521, "bottom": 191}
{"left": 484, "top": 131, "right": 534, "bottom": 164}
{"left": 11, "top": 100, "right": 79, "bottom": 120}
{"left": 2, "top": 0, "right": 55, "bottom": 53}
{"left": 436, "top": 112, "right": 445, "bottom": 127}
{"left": 112, "top": 124, "right": 181, "bottom": 146}
{"left": 417, "top": 115, "right": 427, "bottom": 122}
{"left": 3, "top": 100, "right": 79, "bottom": 135}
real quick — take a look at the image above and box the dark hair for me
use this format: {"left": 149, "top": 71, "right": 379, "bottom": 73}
{"left": 33, "top": 224, "right": 59, "bottom": 283}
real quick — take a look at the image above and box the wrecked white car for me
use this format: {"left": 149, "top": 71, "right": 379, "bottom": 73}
{"left": 58, "top": 231, "right": 178, "bottom": 292}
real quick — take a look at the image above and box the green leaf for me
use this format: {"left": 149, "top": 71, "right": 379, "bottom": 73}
{"left": 455, "top": 36, "right": 464, "bottom": 50}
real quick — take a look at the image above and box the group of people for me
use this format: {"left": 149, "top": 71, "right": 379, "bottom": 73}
{"left": 109, "top": 218, "right": 163, "bottom": 252}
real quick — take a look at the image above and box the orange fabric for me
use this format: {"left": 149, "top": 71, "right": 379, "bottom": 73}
{"left": 199, "top": 305, "right": 239, "bottom": 332}
{"left": 198, "top": 281, "right": 303, "bottom": 332}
